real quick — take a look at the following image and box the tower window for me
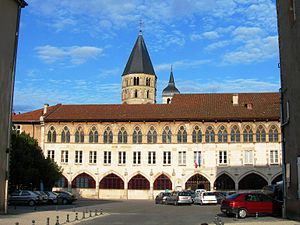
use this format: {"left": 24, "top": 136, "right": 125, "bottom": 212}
{"left": 147, "top": 90, "right": 149, "bottom": 98}
{"left": 134, "top": 77, "right": 140, "bottom": 86}
{"left": 135, "top": 90, "right": 138, "bottom": 98}
{"left": 167, "top": 98, "right": 171, "bottom": 104}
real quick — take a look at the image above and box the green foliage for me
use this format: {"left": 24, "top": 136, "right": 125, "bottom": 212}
{"left": 9, "top": 131, "right": 62, "bottom": 191}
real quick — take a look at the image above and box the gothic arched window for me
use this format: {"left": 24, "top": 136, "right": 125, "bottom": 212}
{"left": 205, "top": 126, "right": 215, "bottom": 143}
{"left": 118, "top": 127, "right": 128, "bottom": 144}
{"left": 177, "top": 126, "right": 187, "bottom": 143}
{"left": 89, "top": 126, "right": 98, "bottom": 143}
{"left": 243, "top": 125, "right": 253, "bottom": 143}
{"left": 75, "top": 126, "right": 84, "bottom": 143}
{"left": 192, "top": 125, "right": 202, "bottom": 143}
{"left": 103, "top": 127, "right": 113, "bottom": 144}
{"left": 230, "top": 125, "right": 240, "bottom": 143}
{"left": 256, "top": 125, "right": 266, "bottom": 143}
{"left": 147, "top": 126, "right": 157, "bottom": 144}
{"left": 61, "top": 126, "right": 70, "bottom": 143}
{"left": 162, "top": 126, "right": 172, "bottom": 144}
{"left": 269, "top": 125, "right": 279, "bottom": 142}
{"left": 47, "top": 126, "right": 56, "bottom": 143}
{"left": 133, "top": 127, "right": 142, "bottom": 144}
{"left": 218, "top": 126, "right": 228, "bottom": 143}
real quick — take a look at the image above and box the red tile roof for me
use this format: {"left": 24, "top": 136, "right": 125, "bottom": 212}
{"left": 12, "top": 93, "right": 280, "bottom": 123}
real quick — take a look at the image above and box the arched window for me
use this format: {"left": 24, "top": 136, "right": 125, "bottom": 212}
{"left": 147, "top": 126, "right": 157, "bottom": 144}
{"left": 167, "top": 98, "right": 171, "bottom": 104}
{"left": 55, "top": 176, "right": 68, "bottom": 188}
{"left": 154, "top": 174, "right": 172, "bottom": 190}
{"left": 230, "top": 125, "right": 240, "bottom": 143}
{"left": 256, "top": 125, "right": 266, "bottom": 143}
{"left": 146, "top": 78, "right": 151, "bottom": 86}
{"left": 118, "top": 127, "right": 127, "bottom": 144}
{"left": 162, "top": 126, "right": 172, "bottom": 144}
{"left": 192, "top": 125, "right": 202, "bottom": 143}
{"left": 205, "top": 126, "right": 215, "bottom": 143}
{"left": 99, "top": 174, "right": 124, "bottom": 189}
{"left": 61, "top": 126, "right": 70, "bottom": 143}
{"left": 72, "top": 173, "right": 96, "bottom": 188}
{"left": 146, "top": 90, "right": 149, "bottom": 98}
{"left": 134, "top": 77, "right": 137, "bottom": 85}
{"left": 75, "top": 126, "right": 84, "bottom": 143}
{"left": 269, "top": 125, "right": 279, "bottom": 142}
{"left": 243, "top": 125, "right": 253, "bottom": 143}
{"left": 47, "top": 126, "right": 56, "bottom": 143}
{"left": 128, "top": 174, "right": 150, "bottom": 190}
{"left": 133, "top": 127, "right": 142, "bottom": 144}
{"left": 103, "top": 127, "right": 113, "bottom": 144}
{"left": 177, "top": 126, "right": 187, "bottom": 143}
{"left": 89, "top": 126, "right": 98, "bottom": 143}
{"left": 135, "top": 90, "right": 138, "bottom": 98}
{"left": 218, "top": 126, "right": 228, "bottom": 143}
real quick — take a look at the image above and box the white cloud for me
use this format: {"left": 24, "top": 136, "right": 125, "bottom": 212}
{"left": 232, "top": 26, "right": 264, "bottom": 41}
{"left": 205, "top": 40, "right": 230, "bottom": 51}
{"left": 156, "top": 59, "right": 211, "bottom": 71}
{"left": 35, "top": 45, "right": 103, "bottom": 65}
{"left": 202, "top": 31, "right": 219, "bottom": 40}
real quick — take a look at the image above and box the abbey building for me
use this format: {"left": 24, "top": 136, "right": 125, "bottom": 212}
{"left": 12, "top": 32, "right": 282, "bottom": 199}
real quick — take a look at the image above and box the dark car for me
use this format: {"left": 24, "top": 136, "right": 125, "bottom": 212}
{"left": 34, "top": 191, "right": 49, "bottom": 204}
{"left": 9, "top": 190, "right": 42, "bottom": 206}
{"left": 44, "top": 191, "right": 59, "bottom": 204}
{"left": 221, "top": 192, "right": 282, "bottom": 218}
{"left": 155, "top": 192, "right": 171, "bottom": 204}
{"left": 54, "top": 190, "right": 77, "bottom": 204}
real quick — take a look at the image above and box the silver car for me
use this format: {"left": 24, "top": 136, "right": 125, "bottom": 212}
{"left": 165, "top": 191, "right": 193, "bottom": 205}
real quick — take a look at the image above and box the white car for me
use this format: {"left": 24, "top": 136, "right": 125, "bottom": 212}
{"left": 194, "top": 191, "right": 217, "bottom": 205}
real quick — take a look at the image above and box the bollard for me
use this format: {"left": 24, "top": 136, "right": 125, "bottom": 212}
{"left": 95, "top": 209, "right": 98, "bottom": 216}
{"left": 100, "top": 209, "right": 103, "bottom": 215}
{"left": 32, "top": 220, "right": 35, "bottom": 225}
{"left": 83, "top": 211, "right": 85, "bottom": 219}
{"left": 46, "top": 217, "right": 50, "bottom": 225}
{"left": 75, "top": 212, "right": 78, "bottom": 220}
{"left": 15, "top": 222, "right": 19, "bottom": 225}
{"left": 55, "top": 215, "right": 60, "bottom": 225}
{"left": 89, "top": 210, "right": 92, "bottom": 217}
{"left": 66, "top": 214, "right": 70, "bottom": 222}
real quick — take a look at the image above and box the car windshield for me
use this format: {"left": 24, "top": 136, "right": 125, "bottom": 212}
{"left": 203, "top": 192, "right": 215, "bottom": 196}
{"left": 163, "top": 193, "right": 171, "bottom": 196}
{"left": 226, "top": 193, "right": 240, "bottom": 200}
{"left": 178, "top": 192, "right": 190, "bottom": 196}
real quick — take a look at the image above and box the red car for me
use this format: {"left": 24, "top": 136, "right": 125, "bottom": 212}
{"left": 221, "top": 192, "right": 282, "bottom": 219}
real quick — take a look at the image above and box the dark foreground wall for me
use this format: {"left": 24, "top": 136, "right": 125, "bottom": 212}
{"left": 277, "top": 0, "right": 300, "bottom": 221}
{"left": 0, "top": 0, "right": 27, "bottom": 214}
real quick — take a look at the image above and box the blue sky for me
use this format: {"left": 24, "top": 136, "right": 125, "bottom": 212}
{"left": 14, "top": 0, "right": 280, "bottom": 113}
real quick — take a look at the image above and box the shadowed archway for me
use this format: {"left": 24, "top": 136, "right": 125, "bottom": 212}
{"left": 238, "top": 173, "right": 267, "bottom": 190}
{"left": 185, "top": 174, "right": 210, "bottom": 190}
{"left": 214, "top": 174, "right": 235, "bottom": 190}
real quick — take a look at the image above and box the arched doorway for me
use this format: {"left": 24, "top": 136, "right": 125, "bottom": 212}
{"left": 153, "top": 174, "right": 172, "bottom": 190}
{"left": 271, "top": 174, "right": 282, "bottom": 184}
{"left": 214, "top": 174, "right": 235, "bottom": 190}
{"left": 185, "top": 174, "right": 210, "bottom": 190}
{"left": 238, "top": 173, "right": 267, "bottom": 190}
{"left": 100, "top": 173, "right": 124, "bottom": 189}
{"left": 128, "top": 174, "right": 150, "bottom": 190}
{"left": 72, "top": 173, "right": 96, "bottom": 188}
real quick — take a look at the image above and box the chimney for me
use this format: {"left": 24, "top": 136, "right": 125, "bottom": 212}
{"left": 232, "top": 94, "right": 238, "bottom": 105}
{"left": 43, "top": 103, "right": 49, "bottom": 115}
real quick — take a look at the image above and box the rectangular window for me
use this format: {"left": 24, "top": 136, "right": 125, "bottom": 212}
{"left": 219, "top": 151, "right": 227, "bottom": 165}
{"left": 75, "top": 150, "right": 83, "bottom": 164}
{"left": 104, "top": 151, "right": 111, "bottom": 164}
{"left": 163, "top": 151, "right": 171, "bottom": 165}
{"left": 244, "top": 150, "right": 253, "bottom": 164}
{"left": 13, "top": 125, "right": 22, "bottom": 134}
{"left": 178, "top": 151, "right": 186, "bottom": 165}
{"left": 148, "top": 151, "right": 156, "bottom": 164}
{"left": 133, "top": 151, "right": 141, "bottom": 165}
{"left": 61, "top": 150, "right": 68, "bottom": 163}
{"left": 47, "top": 150, "right": 55, "bottom": 160}
{"left": 270, "top": 150, "right": 279, "bottom": 164}
{"left": 118, "top": 151, "right": 126, "bottom": 165}
{"left": 89, "top": 151, "right": 97, "bottom": 164}
{"left": 194, "top": 151, "right": 201, "bottom": 167}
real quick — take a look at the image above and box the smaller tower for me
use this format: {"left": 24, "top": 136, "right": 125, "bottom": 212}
{"left": 162, "top": 66, "right": 180, "bottom": 104}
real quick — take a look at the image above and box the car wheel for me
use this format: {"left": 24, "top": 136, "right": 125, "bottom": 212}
{"left": 62, "top": 199, "right": 68, "bottom": 205}
{"left": 28, "top": 200, "right": 35, "bottom": 207}
{"left": 238, "top": 208, "right": 247, "bottom": 219}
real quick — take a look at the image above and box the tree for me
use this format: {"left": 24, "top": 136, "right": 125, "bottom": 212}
{"left": 9, "top": 131, "right": 62, "bottom": 191}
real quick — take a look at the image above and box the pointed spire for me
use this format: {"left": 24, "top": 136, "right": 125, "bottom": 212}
{"left": 162, "top": 66, "right": 180, "bottom": 96}
{"left": 122, "top": 32, "right": 156, "bottom": 76}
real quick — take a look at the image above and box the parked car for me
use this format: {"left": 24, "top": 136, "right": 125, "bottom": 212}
{"left": 212, "top": 191, "right": 236, "bottom": 204}
{"left": 220, "top": 192, "right": 282, "bottom": 218}
{"left": 54, "top": 190, "right": 77, "bottom": 204}
{"left": 9, "top": 190, "right": 42, "bottom": 206}
{"left": 165, "top": 191, "right": 193, "bottom": 206}
{"left": 155, "top": 192, "right": 171, "bottom": 204}
{"left": 186, "top": 190, "right": 196, "bottom": 203}
{"left": 34, "top": 191, "right": 49, "bottom": 204}
{"left": 44, "top": 191, "right": 59, "bottom": 204}
{"left": 194, "top": 191, "right": 217, "bottom": 205}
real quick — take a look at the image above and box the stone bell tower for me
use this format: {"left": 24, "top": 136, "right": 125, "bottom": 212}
{"left": 121, "top": 31, "right": 157, "bottom": 104}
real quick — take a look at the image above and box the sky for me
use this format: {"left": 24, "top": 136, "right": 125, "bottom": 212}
{"left": 14, "top": 0, "right": 280, "bottom": 113}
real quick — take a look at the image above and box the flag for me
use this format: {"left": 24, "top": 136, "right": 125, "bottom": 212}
{"left": 194, "top": 162, "right": 198, "bottom": 168}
